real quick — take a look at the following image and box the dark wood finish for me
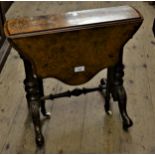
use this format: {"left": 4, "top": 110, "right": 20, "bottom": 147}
{"left": 4, "top": 6, "right": 143, "bottom": 147}
{"left": 37, "top": 77, "right": 51, "bottom": 117}
{"left": 41, "top": 83, "right": 106, "bottom": 100}
{"left": 5, "top": 6, "right": 143, "bottom": 85}
{"left": 23, "top": 58, "right": 44, "bottom": 147}
{"left": 8, "top": 24, "right": 142, "bottom": 85}
{"left": 5, "top": 5, "right": 142, "bottom": 37}
{"left": 108, "top": 49, "right": 133, "bottom": 130}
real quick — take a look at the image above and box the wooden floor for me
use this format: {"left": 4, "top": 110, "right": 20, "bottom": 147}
{"left": 0, "top": 1, "right": 155, "bottom": 153}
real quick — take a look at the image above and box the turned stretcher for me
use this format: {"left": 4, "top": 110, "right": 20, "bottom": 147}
{"left": 4, "top": 5, "right": 143, "bottom": 147}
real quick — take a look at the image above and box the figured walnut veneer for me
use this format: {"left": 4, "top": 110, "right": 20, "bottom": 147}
{"left": 4, "top": 5, "right": 143, "bottom": 147}
{"left": 4, "top": 6, "right": 143, "bottom": 85}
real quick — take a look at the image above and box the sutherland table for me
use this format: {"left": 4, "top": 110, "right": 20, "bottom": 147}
{"left": 4, "top": 6, "right": 143, "bottom": 147}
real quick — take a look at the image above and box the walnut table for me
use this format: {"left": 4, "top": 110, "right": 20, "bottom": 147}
{"left": 4, "top": 5, "right": 143, "bottom": 147}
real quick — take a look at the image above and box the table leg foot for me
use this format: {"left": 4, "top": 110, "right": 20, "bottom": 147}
{"left": 115, "top": 86, "right": 133, "bottom": 130}
{"left": 30, "top": 101, "right": 45, "bottom": 147}
{"left": 108, "top": 49, "right": 133, "bottom": 130}
{"left": 35, "top": 129, "right": 44, "bottom": 147}
{"left": 41, "top": 108, "right": 51, "bottom": 118}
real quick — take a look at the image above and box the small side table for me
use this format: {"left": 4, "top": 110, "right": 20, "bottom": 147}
{"left": 4, "top": 6, "right": 143, "bottom": 147}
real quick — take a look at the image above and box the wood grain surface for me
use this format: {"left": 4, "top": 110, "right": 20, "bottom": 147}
{"left": 5, "top": 6, "right": 142, "bottom": 38}
{"left": 0, "top": 1, "right": 154, "bottom": 153}
{"left": 5, "top": 6, "right": 142, "bottom": 85}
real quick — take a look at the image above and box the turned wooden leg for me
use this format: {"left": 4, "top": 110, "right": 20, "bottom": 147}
{"left": 100, "top": 69, "right": 112, "bottom": 115}
{"left": 116, "top": 86, "right": 133, "bottom": 130}
{"left": 23, "top": 59, "right": 44, "bottom": 147}
{"left": 111, "top": 49, "right": 133, "bottom": 130}
{"left": 37, "top": 78, "right": 51, "bottom": 118}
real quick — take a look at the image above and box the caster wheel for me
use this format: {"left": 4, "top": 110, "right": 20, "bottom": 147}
{"left": 104, "top": 102, "right": 112, "bottom": 115}
{"left": 44, "top": 112, "right": 51, "bottom": 119}
{"left": 105, "top": 110, "right": 112, "bottom": 115}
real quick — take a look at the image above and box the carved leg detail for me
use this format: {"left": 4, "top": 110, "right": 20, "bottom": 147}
{"left": 116, "top": 86, "right": 133, "bottom": 130}
{"left": 30, "top": 101, "right": 44, "bottom": 146}
{"left": 37, "top": 78, "right": 51, "bottom": 118}
{"left": 110, "top": 49, "right": 133, "bottom": 130}
{"left": 23, "top": 59, "right": 44, "bottom": 147}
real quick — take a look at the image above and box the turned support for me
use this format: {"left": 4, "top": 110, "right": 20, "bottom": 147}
{"left": 100, "top": 48, "right": 133, "bottom": 130}
{"left": 37, "top": 78, "right": 51, "bottom": 117}
{"left": 23, "top": 58, "right": 44, "bottom": 147}
{"left": 111, "top": 49, "right": 133, "bottom": 130}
